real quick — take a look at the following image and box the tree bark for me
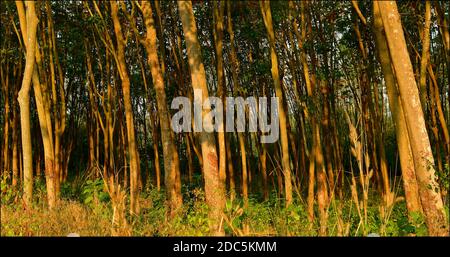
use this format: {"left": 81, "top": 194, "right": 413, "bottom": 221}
{"left": 418, "top": 1, "right": 431, "bottom": 112}
{"left": 260, "top": 0, "right": 293, "bottom": 206}
{"left": 110, "top": 1, "right": 140, "bottom": 215}
{"left": 373, "top": 2, "right": 422, "bottom": 215}
{"left": 16, "top": 0, "right": 38, "bottom": 207}
{"left": 213, "top": 0, "right": 227, "bottom": 206}
{"left": 141, "top": 0, "right": 182, "bottom": 214}
{"left": 377, "top": 1, "right": 448, "bottom": 236}
{"left": 178, "top": 0, "right": 225, "bottom": 235}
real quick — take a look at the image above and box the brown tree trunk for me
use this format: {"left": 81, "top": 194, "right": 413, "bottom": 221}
{"left": 261, "top": 139, "right": 269, "bottom": 201}
{"left": 152, "top": 119, "right": 161, "bottom": 191}
{"left": 12, "top": 103, "right": 19, "bottom": 188}
{"left": 225, "top": 0, "right": 239, "bottom": 203}
{"left": 178, "top": 0, "right": 226, "bottom": 235}
{"left": 16, "top": 0, "right": 38, "bottom": 207}
{"left": 238, "top": 133, "right": 248, "bottom": 206}
{"left": 141, "top": 0, "right": 182, "bottom": 214}
{"left": 377, "top": 1, "right": 448, "bottom": 236}
{"left": 260, "top": 0, "right": 293, "bottom": 206}
{"left": 110, "top": 1, "right": 140, "bottom": 215}
{"left": 373, "top": 2, "right": 422, "bottom": 215}
{"left": 2, "top": 76, "right": 9, "bottom": 178}
{"left": 418, "top": 1, "right": 431, "bottom": 112}
{"left": 213, "top": 0, "right": 227, "bottom": 206}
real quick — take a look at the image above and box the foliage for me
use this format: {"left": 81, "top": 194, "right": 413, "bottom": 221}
{"left": 1, "top": 180, "right": 445, "bottom": 236}
{"left": 436, "top": 163, "right": 450, "bottom": 192}
{"left": 80, "top": 179, "right": 110, "bottom": 206}
{"left": 1, "top": 173, "right": 17, "bottom": 205}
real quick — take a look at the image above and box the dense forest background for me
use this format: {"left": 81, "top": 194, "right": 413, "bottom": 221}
{"left": 0, "top": 0, "right": 449, "bottom": 236}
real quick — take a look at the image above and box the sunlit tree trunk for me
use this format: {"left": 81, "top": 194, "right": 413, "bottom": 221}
{"left": 178, "top": 0, "right": 226, "bottom": 235}
{"left": 17, "top": 0, "right": 58, "bottom": 209}
{"left": 427, "top": 65, "right": 450, "bottom": 157}
{"left": 373, "top": 2, "right": 422, "bottom": 215}
{"left": 377, "top": 1, "right": 448, "bottom": 236}
{"left": 110, "top": 1, "right": 140, "bottom": 215}
{"left": 16, "top": 0, "right": 38, "bottom": 207}
{"left": 45, "top": 2, "right": 66, "bottom": 198}
{"left": 260, "top": 0, "right": 293, "bottom": 206}
{"left": 151, "top": 115, "right": 161, "bottom": 191}
{"left": 141, "top": 0, "right": 182, "bottom": 214}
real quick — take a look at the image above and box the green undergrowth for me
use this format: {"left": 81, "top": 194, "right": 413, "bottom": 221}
{"left": 0, "top": 177, "right": 437, "bottom": 236}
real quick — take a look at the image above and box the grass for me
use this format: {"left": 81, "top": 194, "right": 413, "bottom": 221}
{"left": 0, "top": 177, "right": 432, "bottom": 236}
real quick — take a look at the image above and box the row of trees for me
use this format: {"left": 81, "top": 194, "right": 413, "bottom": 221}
{"left": 0, "top": 0, "right": 449, "bottom": 235}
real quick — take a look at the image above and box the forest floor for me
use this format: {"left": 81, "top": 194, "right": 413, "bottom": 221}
{"left": 0, "top": 177, "right": 436, "bottom": 236}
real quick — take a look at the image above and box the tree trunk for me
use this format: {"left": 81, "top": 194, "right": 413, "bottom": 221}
{"left": 213, "top": 0, "right": 227, "bottom": 206}
{"left": 16, "top": 0, "right": 38, "bottom": 207}
{"left": 373, "top": 2, "right": 422, "bottom": 215}
{"left": 260, "top": 0, "right": 293, "bottom": 206}
{"left": 141, "top": 0, "right": 182, "bottom": 214}
{"left": 12, "top": 106, "right": 19, "bottom": 188}
{"left": 110, "top": 1, "right": 140, "bottom": 215}
{"left": 418, "top": 1, "right": 431, "bottom": 112}
{"left": 178, "top": 0, "right": 225, "bottom": 235}
{"left": 377, "top": 1, "right": 448, "bottom": 236}
{"left": 238, "top": 133, "right": 248, "bottom": 206}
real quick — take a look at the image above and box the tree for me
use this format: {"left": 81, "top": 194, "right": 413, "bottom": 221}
{"left": 372, "top": 1, "right": 422, "bottom": 215}
{"left": 141, "top": 0, "right": 182, "bottom": 214}
{"left": 259, "top": 0, "right": 293, "bottom": 207}
{"left": 178, "top": 0, "right": 225, "bottom": 235}
{"left": 110, "top": 0, "right": 140, "bottom": 215}
{"left": 376, "top": 0, "right": 448, "bottom": 236}
{"left": 15, "top": 0, "right": 38, "bottom": 206}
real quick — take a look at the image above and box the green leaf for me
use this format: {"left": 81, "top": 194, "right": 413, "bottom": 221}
{"left": 84, "top": 195, "right": 93, "bottom": 204}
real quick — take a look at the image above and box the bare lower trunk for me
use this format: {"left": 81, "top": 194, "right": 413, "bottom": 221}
{"left": 178, "top": 0, "right": 225, "bottom": 235}
{"left": 260, "top": 0, "right": 293, "bottom": 206}
{"left": 16, "top": 0, "right": 38, "bottom": 207}
{"left": 373, "top": 2, "right": 422, "bottom": 215}
{"left": 110, "top": 1, "right": 140, "bottom": 215}
{"left": 141, "top": 0, "right": 182, "bottom": 214}
{"left": 238, "top": 133, "right": 248, "bottom": 206}
{"left": 213, "top": 1, "right": 227, "bottom": 208}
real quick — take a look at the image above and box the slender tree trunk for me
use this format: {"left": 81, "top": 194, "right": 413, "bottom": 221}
{"left": 238, "top": 133, "right": 248, "bottom": 206}
{"left": 12, "top": 105, "right": 19, "bottom": 188}
{"left": 260, "top": 0, "right": 293, "bottom": 206}
{"left": 152, "top": 119, "right": 161, "bottom": 191}
{"left": 46, "top": 2, "right": 65, "bottom": 198}
{"left": 18, "top": 0, "right": 57, "bottom": 209}
{"left": 427, "top": 65, "right": 450, "bottom": 155}
{"left": 110, "top": 1, "right": 140, "bottom": 215}
{"left": 16, "top": 0, "right": 38, "bottom": 207}
{"left": 141, "top": 0, "right": 182, "bottom": 214}
{"left": 185, "top": 133, "right": 194, "bottom": 184}
{"left": 261, "top": 143, "right": 269, "bottom": 201}
{"left": 178, "top": 0, "right": 225, "bottom": 235}
{"left": 314, "top": 122, "right": 329, "bottom": 236}
{"left": 418, "top": 1, "right": 431, "bottom": 112}
{"left": 2, "top": 79, "right": 9, "bottom": 177}
{"left": 226, "top": 0, "right": 239, "bottom": 203}
{"left": 225, "top": 133, "right": 235, "bottom": 201}
{"left": 213, "top": 0, "right": 227, "bottom": 205}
